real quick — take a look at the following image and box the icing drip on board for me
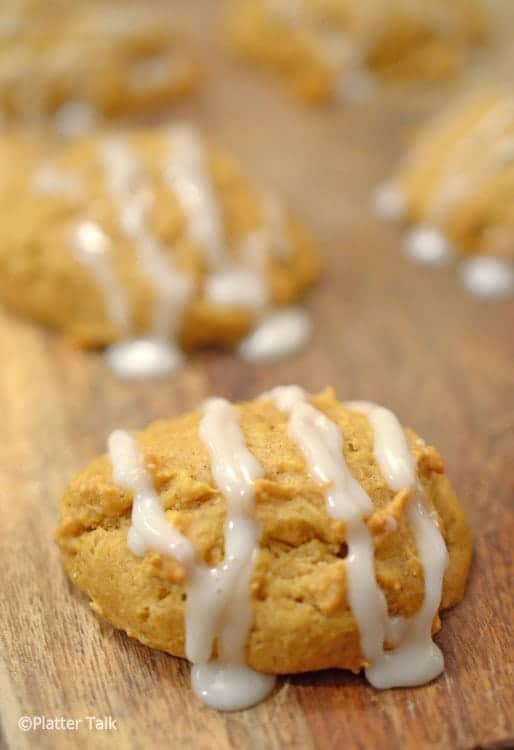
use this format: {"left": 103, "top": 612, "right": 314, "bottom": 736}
{"left": 372, "top": 181, "right": 406, "bottom": 221}
{"left": 70, "top": 220, "right": 131, "bottom": 334}
{"left": 459, "top": 255, "right": 514, "bottom": 300}
{"left": 403, "top": 226, "right": 453, "bottom": 267}
{"left": 237, "top": 307, "right": 312, "bottom": 363}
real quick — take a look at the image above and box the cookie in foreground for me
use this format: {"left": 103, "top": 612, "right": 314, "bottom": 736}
{"left": 0, "top": 127, "right": 319, "bottom": 377}
{"left": 374, "top": 91, "right": 514, "bottom": 299}
{"left": 0, "top": 0, "right": 199, "bottom": 134}
{"left": 56, "top": 386, "right": 472, "bottom": 710}
{"left": 227, "top": 0, "right": 486, "bottom": 105}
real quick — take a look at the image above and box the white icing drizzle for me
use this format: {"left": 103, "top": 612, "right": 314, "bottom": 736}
{"left": 108, "top": 401, "right": 275, "bottom": 711}
{"left": 204, "top": 192, "right": 291, "bottom": 311}
{"left": 191, "top": 397, "right": 276, "bottom": 709}
{"left": 98, "top": 136, "right": 193, "bottom": 378}
{"left": 403, "top": 226, "right": 454, "bottom": 267}
{"left": 101, "top": 137, "right": 193, "bottom": 337}
{"left": 265, "top": 387, "right": 389, "bottom": 665}
{"left": 32, "top": 163, "right": 83, "bottom": 200}
{"left": 345, "top": 401, "right": 449, "bottom": 688}
{"left": 70, "top": 220, "right": 131, "bottom": 333}
{"left": 459, "top": 256, "right": 514, "bottom": 300}
{"left": 166, "top": 126, "right": 227, "bottom": 271}
{"left": 237, "top": 307, "right": 312, "bottom": 363}
{"left": 54, "top": 100, "right": 98, "bottom": 138}
{"left": 108, "top": 430, "right": 195, "bottom": 565}
{"left": 373, "top": 181, "right": 407, "bottom": 221}
{"left": 262, "top": 387, "right": 450, "bottom": 688}
{"left": 205, "top": 268, "right": 269, "bottom": 310}
{"left": 165, "top": 125, "right": 311, "bottom": 362}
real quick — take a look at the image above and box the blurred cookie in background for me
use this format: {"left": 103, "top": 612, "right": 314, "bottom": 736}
{"left": 374, "top": 91, "right": 514, "bottom": 300}
{"left": 0, "top": 0, "right": 200, "bottom": 136}
{"left": 0, "top": 126, "right": 320, "bottom": 378}
{"left": 227, "top": 0, "right": 487, "bottom": 105}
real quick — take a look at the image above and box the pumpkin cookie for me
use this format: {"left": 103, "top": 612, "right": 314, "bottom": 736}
{"left": 227, "top": 0, "right": 486, "bottom": 104}
{"left": 0, "top": 127, "right": 319, "bottom": 376}
{"left": 56, "top": 386, "right": 472, "bottom": 710}
{"left": 0, "top": 0, "right": 199, "bottom": 134}
{"left": 374, "top": 92, "right": 514, "bottom": 299}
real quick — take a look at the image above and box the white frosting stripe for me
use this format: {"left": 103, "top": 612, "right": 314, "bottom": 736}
{"left": 287, "top": 401, "right": 373, "bottom": 522}
{"left": 108, "top": 419, "right": 275, "bottom": 710}
{"left": 345, "top": 401, "right": 415, "bottom": 491}
{"left": 345, "top": 400, "right": 449, "bottom": 687}
{"left": 108, "top": 430, "right": 195, "bottom": 565}
{"left": 70, "top": 220, "right": 131, "bottom": 333}
{"left": 264, "top": 386, "right": 388, "bottom": 664}
{"left": 187, "top": 397, "right": 265, "bottom": 663}
{"left": 166, "top": 126, "right": 226, "bottom": 271}
{"left": 100, "top": 136, "right": 193, "bottom": 341}
{"left": 192, "top": 397, "right": 275, "bottom": 709}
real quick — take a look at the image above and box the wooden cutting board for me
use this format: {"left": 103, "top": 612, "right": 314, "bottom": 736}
{"left": 1, "top": 3, "right": 513, "bottom": 749}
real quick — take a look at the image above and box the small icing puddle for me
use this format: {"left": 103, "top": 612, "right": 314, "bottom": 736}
{"left": 403, "top": 226, "right": 453, "bottom": 267}
{"left": 105, "top": 338, "right": 184, "bottom": 380}
{"left": 459, "top": 255, "right": 514, "bottom": 300}
{"left": 365, "top": 638, "right": 444, "bottom": 689}
{"left": 54, "top": 100, "right": 98, "bottom": 138}
{"left": 337, "top": 69, "right": 377, "bottom": 104}
{"left": 237, "top": 307, "right": 312, "bottom": 363}
{"left": 373, "top": 182, "right": 406, "bottom": 221}
{"left": 191, "top": 664, "right": 275, "bottom": 712}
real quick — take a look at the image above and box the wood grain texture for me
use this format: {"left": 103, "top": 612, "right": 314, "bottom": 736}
{"left": 1, "top": 2, "right": 513, "bottom": 749}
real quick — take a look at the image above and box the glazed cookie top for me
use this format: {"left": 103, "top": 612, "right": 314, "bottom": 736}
{"left": 0, "top": 127, "right": 319, "bottom": 376}
{"left": 57, "top": 387, "right": 472, "bottom": 710}
{"left": 374, "top": 92, "right": 514, "bottom": 299}
{"left": 228, "top": 0, "right": 487, "bottom": 103}
{"left": 0, "top": 0, "right": 199, "bottom": 133}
